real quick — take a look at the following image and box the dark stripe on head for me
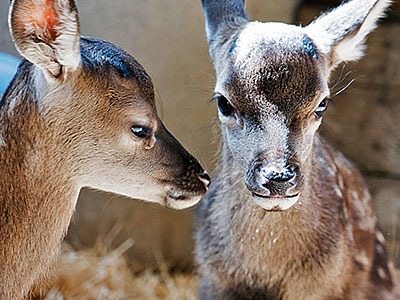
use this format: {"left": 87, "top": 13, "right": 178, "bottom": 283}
{"left": 80, "top": 37, "right": 149, "bottom": 81}
{"left": 228, "top": 35, "right": 239, "bottom": 56}
{"left": 303, "top": 38, "right": 318, "bottom": 59}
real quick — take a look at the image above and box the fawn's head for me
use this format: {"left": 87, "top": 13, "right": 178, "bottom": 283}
{"left": 4, "top": 0, "right": 210, "bottom": 209}
{"left": 202, "top": 0, "right": 390, "bottom": 210}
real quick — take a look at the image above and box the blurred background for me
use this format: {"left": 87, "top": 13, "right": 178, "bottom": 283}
{"left": 0, "top": 0, "right": 399, "bottom": 274}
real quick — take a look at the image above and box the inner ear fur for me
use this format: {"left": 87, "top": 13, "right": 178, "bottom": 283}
{"left": 9, "top": 0, "right": 81, "bottom": 78}
{"left": 306, "top": 0, "right": 392, "bottom": 71}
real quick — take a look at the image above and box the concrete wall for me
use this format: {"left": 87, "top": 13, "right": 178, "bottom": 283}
{"left": 1, "top": 0, "right": 399, "bottom": 270}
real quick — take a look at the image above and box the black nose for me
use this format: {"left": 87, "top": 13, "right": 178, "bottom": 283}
{"left": 198, "top": 172, "right": 211, "bottom": 188}
{"left": 259, "top": 166, "right": 297, "bottom": 196}
{"left": 261, "top": 167, "right": 296, "bottom": 183}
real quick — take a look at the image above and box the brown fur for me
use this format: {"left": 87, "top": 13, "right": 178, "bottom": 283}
{"left": 0, "top": 1, "right": 208, "bottom": 299}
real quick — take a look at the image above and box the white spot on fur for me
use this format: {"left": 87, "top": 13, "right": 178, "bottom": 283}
{"left": 363, "top": 189, "right": 371, "bottom": 202}
{"left": 347, "top": 223, "right": 354, "bottom": 242}
{"left": 0, "top": 135, "right": 5, "bottom": 146}
{"left": 353, "top": 189, "right": 375, "bottom": 231}
{"left": 337, "top": 174, "right": 345, "bottom": 190}
{"left": 376, "top": 243, "right": 384, "bottom": 254}
{"left": 334, "top": 185, "right": 343, "bottom": 198}
{"left": 272, "top": 237, "right": 278, "bottom": 244}
{"left": 326, "top": 166, "right": 335, "bottom": 176}
{"left": 357, "top": 250, "right": 370, "bottom": 268}
{"left": 377, "top": 267, "right": 387, "bottom": 280}
{"left": 357, "top": 216, "right": 375, "bottom": 232}
{"left": 343, "top": 200, "right": 349, "bottom": 219}
{"left": 376, "top": 231, "right": 385, "bottom": 243}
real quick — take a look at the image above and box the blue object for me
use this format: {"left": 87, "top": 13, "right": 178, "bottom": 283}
{"left": 0, "top": 53, "right": 20, "bottom": 95}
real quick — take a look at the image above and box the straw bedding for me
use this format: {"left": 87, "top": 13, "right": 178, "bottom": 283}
{"left": 29, "top": 240, "right": 198, "bottom": 300}
{"left": 28, "top": 238, "right": 400, "bottom": 300}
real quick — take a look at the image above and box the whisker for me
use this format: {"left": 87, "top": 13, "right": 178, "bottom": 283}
{"left": 188, "top": 83, "right": 216, "bottom": 94}
{"left": 332, "top": 78, "right": 355, "bottom": 97}
{"left": 330, "top": 64, "right": 348, "bottom": 91}
{"left": 331, "top": 71, "right": 354, "bottom": 92}
{"left": 199, "top": 71, "right": 216, "bottom": 82}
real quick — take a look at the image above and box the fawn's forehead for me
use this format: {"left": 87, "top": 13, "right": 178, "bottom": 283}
{"left": 80, "top": 37, "right": 155, "bottom": 106}
{"left": 223, "top": 22, "right": 325, "bottom": 117}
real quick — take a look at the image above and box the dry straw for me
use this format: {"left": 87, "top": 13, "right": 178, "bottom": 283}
{"left": 30, "top": 239, "right": 198, "bottom": 300}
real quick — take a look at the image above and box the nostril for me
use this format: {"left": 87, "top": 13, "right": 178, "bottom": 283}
{"left": 260, "top": 168, "right": 271, "bottom": 184}
{"left": 287, "top": 168, "right": 298, "bottom": 184}
{"left": 284, "top": 168, "right": 296, "bottom": 181}
{"left": 198, "top": 172, "right": 211, "bottom": 188}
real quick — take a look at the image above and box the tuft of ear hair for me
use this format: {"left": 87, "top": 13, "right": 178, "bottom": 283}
{"left": 306, "top": 0, "right": 392, "bottom": 71}
{"left": 9, "top": 0, "right": 81, "bottom": 78}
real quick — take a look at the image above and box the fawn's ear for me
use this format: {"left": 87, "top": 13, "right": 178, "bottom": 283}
{"left": 306, "top": 0, "right": 391, "bottom": 72}
{"left": 201, "top": 0, "right": 248, "bottom": 62}
{"left": 9, "top": 0, "right": 81, "bottom": 79}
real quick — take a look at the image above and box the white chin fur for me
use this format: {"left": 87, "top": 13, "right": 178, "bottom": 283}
{"left": 165, "top": 195, "right": 203, "bottom": 210}
{"left": 253, "top": 195, "right": 299, "bottom": 211}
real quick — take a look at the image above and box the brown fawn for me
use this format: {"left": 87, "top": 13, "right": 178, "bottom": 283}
{"left": 195, "top": 0, "right": 399, "bottom": 299}
{"left": 0, "top": 0, "right": 210, "bottom": 299}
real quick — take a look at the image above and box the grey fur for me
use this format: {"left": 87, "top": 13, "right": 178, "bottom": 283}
{"left": 196, "top": 0, "right": 398, "bottom": 299}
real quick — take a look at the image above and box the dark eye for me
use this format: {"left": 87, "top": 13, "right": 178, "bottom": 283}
{"left": 215, "top": 95, "right": 234, "bottom": 116}
{"left": 314, "top": 98, "right": 329, "bottom": 118}
{"left": 131, "top": 126, "right": 152, "bottom": 138}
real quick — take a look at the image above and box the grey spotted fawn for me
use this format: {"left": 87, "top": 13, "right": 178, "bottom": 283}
{"left": 195, "top": 0, "right": 399, "bottom": 299}
{"left": 0, "top": 0, "right": 210, "bottom": 299}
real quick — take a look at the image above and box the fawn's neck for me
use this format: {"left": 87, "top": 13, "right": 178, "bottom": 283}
{"left": 0, "top": 83, "right": 81, "bottom": 299}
